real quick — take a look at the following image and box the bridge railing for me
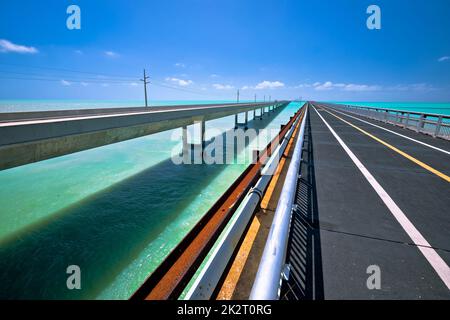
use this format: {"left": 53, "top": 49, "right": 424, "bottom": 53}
{"left": 330, "top": 104, "right": 450, "bottom": 140}
{"left": 250, "top": 105, "right": 309, "bottom": 300}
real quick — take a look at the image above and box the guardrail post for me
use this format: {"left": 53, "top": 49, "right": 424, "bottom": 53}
{"left": 405, "top": 113, "right": 410, "bottom": 128}
{"left": 418, "top": 114, "right": 426, "bottom": 131}
{"left": 384, "top": 110, "right": 388, "bottom": 123}
{"left": 434, "top": 116, "right": 443, "bottom": 138}
{"left": 399, "top": 112, "right": 404, "bottom": 125}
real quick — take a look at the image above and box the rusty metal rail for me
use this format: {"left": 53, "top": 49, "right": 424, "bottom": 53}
{"left": 131, "top": 105, "right": 305, "bottom": 300}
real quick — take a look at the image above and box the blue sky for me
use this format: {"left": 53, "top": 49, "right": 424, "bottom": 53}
{"left": 0, "top": 0, "right": 449, "bottom": 102}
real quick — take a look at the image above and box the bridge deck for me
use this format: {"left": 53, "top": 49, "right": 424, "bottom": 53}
{"left": 281, "top": 103, "right": 450, "bottom": 299}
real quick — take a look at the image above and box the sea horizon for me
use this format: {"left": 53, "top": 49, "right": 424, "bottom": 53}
{"left": 1, "top": 99, "right": 450, "bottom": 116}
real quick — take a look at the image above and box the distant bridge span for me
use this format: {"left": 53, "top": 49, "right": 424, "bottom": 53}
{"left": 0, "top": 101, "right": 289, "bottom": 171}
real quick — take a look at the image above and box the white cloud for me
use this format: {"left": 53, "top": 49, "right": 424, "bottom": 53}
{"left": 310, "top": 81, "right": 380, "bottom": 92}
{"left": 61, "top": 80, "right": 71, "bottom": 86}
{"left": 80, "top": 82, "right": 88, "bottom": 87}
{"left": 75, "top": 50, "right": 83, "bottom": 55}
{"left": 255, "top": 81, "right": 285, "bottom": 90}
{"left": 175, "top": 62, "right": 186, "bottom": 68}
{"left": 243, "top": 81, "right": 285, "bottom": 90}
{"left": 165, "top": 77, "right": 193, "bottom": 86}
{"left": 129, "top": 82, "right": 139, "bottom": 86}
{"left": 294, "top": 84, "right": 312, "bottom": 89}
{"left": 104, "top": 51, "right": 119, "bottom": 57}
{"left": 296, "top": 80, "right": 437, "bottom": 94}
{"left": 0, "top": 39, "right": 38, "bottom": 54}
{"left": 213, "top": 83, "right": 234, "bottom": 90}
{"left": 343, "top": 84, "right": 381, "bottom": 92}
{"left": 388, "top": 83, "right": 436, "bottom": 92}
{"left": 438, "top": 56, "right": 449, "bottom": 62}
{"left": 101, "top": 83, "right": 109, "bottom": 87}
{"left": 314, "top": 81, "right": 334, "bottom": 91}
{"left": 210, "top": 74, "right": 219, "bottom": 78}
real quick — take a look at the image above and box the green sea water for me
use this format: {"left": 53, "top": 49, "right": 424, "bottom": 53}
{"left": 0, "top": 100, "right": 301, "bottom": 299}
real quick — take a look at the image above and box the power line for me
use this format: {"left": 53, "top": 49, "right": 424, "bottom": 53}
{"left": 0, "top": 63, "right": 216, "bottom": 96}
{"left": 0, "top": 63, "right": 213, "bottom": 97}
{"left": 0, "top": 70, "right": 137, "bottom": 82}
{"left": 0, "top": 75, "right": 211, "bottom": 96}
{"left": 0, "top": 63, "right": 214, "bottom": 95}
{"left": 0, "top": 62, "right": 136, "bottom": 80}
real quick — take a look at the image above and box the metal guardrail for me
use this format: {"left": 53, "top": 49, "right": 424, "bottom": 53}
{"left": 250, "top": 105, "right": 309, "bottom": 300}
{"left": 184, "top": 107, "right": 306, "bottom": 300}
{"left": 131, "top": 106, "right": 302, "bottom": 300}
{"left": 326, "top": 103, "right": 450, "bottom": 140}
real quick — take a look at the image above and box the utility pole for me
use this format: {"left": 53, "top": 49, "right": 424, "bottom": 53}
{"left": 269, "top": 95, "right": 271, "bottom": 102}
{"left": 264, "top": 95, "right": 266, "bottom": 102}
{"left": 254, "top": 94, "right": 256, "bottom": 103}
{"left": 237, "top": 89, "right": 240, "bottom": 103}
{"left": 140, "top": 69, "right": 150, "bottom": 107}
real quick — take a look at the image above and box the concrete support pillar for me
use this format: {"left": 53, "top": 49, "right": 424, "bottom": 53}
{"left": 234, "top": 114, "right": 238, "bottom": 129}
{"left": 182, "top": 125, "right": 189, "bottom": 163}
{"left": 201, "top": 120, "right": 206, "bottom": 149}
{"left": 244, "top": 111, "right": 248, "bottom": 129}
{"left": 260, "top": 108, "right": 264, "bottom": 120}
{"left": 191, "top": 120, "right": 206, "bottom": 165}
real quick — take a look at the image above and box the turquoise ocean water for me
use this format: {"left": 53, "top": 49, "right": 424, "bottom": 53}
{"left": 0, "top": 100, "right": 448, "bottom": 299}
{"left": 0, "top": 100, "right": 300, "bottom": 299}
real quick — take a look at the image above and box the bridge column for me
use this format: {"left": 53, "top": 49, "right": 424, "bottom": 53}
{"left": 182, "top": 125, "right": 189, "bottom": 163}
{"left": 191, "top": 120, "right": 206, "bottom": 164}
{"left": 234, "top": 114, "right": 238, "bottom": 129}
{"left": 201, "top": 120, "right": 206, "bottom": 149}
{"left": 260, "top": 108, "right": 264, "bottom": 120}
{"left": 244, "top": 111, "right": 248, "bottom": 129}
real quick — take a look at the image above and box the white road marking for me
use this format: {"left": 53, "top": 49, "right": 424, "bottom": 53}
{"left": 323, "top": 105, "right": 450, "bottom": 155}
{"left": 312, "top": 105, "right": 450, "bottom": 290}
